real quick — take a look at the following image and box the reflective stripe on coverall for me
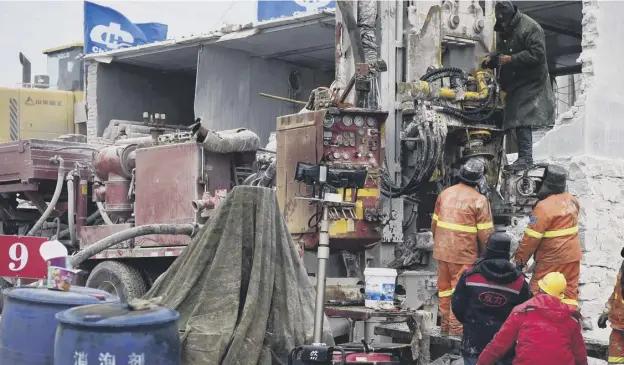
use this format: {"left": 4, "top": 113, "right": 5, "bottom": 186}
{"left": 432, "top": 183, "right": 495, "bottom": 335}
{"left": 514, "top": 192, "right": 582, "bottom": 306}
{"left": 605, "top": 267, "right": 624, "bottom": 364}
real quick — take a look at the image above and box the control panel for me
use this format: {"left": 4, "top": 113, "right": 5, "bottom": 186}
{"left": 276, "top": 108, "right": 388, "bottom": 250}
{"left": 321, "top": 113, "right": 382, "bottom": 170}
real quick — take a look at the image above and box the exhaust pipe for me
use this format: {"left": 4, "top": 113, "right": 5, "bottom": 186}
{"left": 191, "top": 199, "right": 213, "bottom": 213}
{"left": 19, "top": 52, "right": 31, "bottom": 87}
{"left": 191, "top": 190, "right": 227, "bottom": 213}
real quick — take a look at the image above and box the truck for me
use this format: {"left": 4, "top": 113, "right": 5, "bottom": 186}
{"left": 0, "top": 43, "right": 86, "bottom": 143}
{"left": 0, "top": 1, "right": 582, "bottom": 348}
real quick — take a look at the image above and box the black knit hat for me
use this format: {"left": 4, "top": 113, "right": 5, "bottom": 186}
{"left": 494, "top": 1, "right": 516, "bottom": 31}
{"left": 458, "top": 158, "right": 485, "bottom": 186}
{"left": 485, "top": 232, "right": 511, "bottom": 259}
{"left": 537, "top": 164, "right": 567, "bottom": 199}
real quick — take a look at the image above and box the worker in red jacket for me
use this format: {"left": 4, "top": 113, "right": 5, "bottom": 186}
{"left": 477, "top": 272, "right": 588, "bottom": 365}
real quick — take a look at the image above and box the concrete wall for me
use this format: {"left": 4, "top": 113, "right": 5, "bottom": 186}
{"left": 86, "top": 62, "right": 195, "bottom": 141}
{"left": 194, "top": 45, "right": 334, "bottom": 145}
{"left": 531, "top": 1, "right": 624, "bottom": 343}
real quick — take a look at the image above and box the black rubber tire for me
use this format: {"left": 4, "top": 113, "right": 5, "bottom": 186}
{"left": 140, "top": 268, "right": 164, "bottom": 289}
{"left": 86, "top": 261, "right": 148, "bottom": 302}
{"left": 0, "top": 279, "right": 12, "bottom": 313}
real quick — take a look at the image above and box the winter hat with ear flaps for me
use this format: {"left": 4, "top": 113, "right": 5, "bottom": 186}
{"left": 537, "top": 164, "right": 567, "bottom": 199}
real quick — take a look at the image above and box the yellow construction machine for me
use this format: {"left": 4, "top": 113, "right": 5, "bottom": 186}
{"left": 0, "top": 43, "right": 86, "bottom": 142}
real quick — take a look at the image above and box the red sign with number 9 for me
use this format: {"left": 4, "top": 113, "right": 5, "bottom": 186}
{"left": 0, "top": 235, "right": 48, "bottom": 279}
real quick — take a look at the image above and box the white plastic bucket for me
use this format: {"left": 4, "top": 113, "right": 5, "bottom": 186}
{"left": 364, "top": 267, "right": 398, "bottom": 309}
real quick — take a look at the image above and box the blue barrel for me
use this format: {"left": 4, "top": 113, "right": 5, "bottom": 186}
{"left": 0, "top": 286, "right": 118, "bottom": 365}
{"left": 55, "top": 302, "right": 180, "bottom": 365}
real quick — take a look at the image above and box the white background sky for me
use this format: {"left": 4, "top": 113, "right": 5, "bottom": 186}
{"left": 0, "top": 0, "right": 259, "bottom": 87}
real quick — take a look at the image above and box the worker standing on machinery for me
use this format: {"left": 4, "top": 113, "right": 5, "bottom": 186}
{"left": 513, "top": 165, "right": 582, "bottom": 307}
{"left": 481, "top": 0, "right": 555, "bottom": 171}
{"left": 432, "top": 158, "right": 495, "bottom": 336}
{"left": 477, "top": 272, "right": 588, "bottom": 365}
{"left": 451, "top": 231, "right": 532, "bottom": 365}
{"left": 597, "top": 248, "right": 624, "bottom": 364}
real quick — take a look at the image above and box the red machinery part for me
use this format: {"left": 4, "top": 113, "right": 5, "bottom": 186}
{"left": 102, "top": 173, "right": 132, "bottom": 220}
{"left": 92, "top": 145, "right": 136, "bottom": 181}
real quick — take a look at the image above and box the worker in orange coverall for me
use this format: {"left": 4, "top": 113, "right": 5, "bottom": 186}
{"left": 597, "top": 248, "right": 624, "bottom": 364}
{"left": 432, "top": 158, "right": 495, "bottom": 336}
{"left": 514, "top": 164, "right": 582, "bottom": 307}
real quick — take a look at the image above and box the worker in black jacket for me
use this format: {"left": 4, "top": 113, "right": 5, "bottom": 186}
{"left": 482, "top": 0, "right": 555, "bottom": 171}
{"left": 452, "top": 231, "right": 532, "bottom": 365}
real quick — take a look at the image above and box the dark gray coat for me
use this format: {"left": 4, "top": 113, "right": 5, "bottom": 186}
{"left": 496, "top": 9, "right": 555, "bottom": 130}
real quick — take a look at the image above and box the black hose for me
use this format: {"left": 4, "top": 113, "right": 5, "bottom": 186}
{"left": 419, "top": 67, "right": 464, "bottom": 81}
{"left": 385, "top": 70, "right": 497, "bottom": 197}
{"left": 387, "top": 122, "right": 434, "bottom": 198}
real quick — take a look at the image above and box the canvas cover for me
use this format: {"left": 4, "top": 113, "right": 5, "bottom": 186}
{"left": 143, "top": 186, "right": 334, "bottom": 365}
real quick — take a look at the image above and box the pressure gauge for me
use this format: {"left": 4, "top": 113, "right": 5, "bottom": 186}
{"left": 366, "top": 116, "right": 376, "bottom": 127}
{"left": 343, "top": 140, "right": 350, "bottom": 147}
{"left": 342, "top": 115, "right": 353, "bottom": 127}
{"left": 323, "top": 115, "right": 334, "bottom": 128}
{"left": 333, "top": 151, "right": 341, "bottom": 159}
{"left": 349, "top": 140, "right": 355, "bottom": 147}
{"left": 349, "top": 132, "right": 355, "bottom": 138}
{"left": 354, "top": 116, "right": 364, "bottom": 127}
{"left": 342, "top": 152, "right": 350, "bottom": 160}
{"left": 336, "top": 135, "right": 343, "bottom": 144}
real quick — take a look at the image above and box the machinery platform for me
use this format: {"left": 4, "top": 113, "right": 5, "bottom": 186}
{"left": 324, "top": 305, "right": 415, "bottom": 321}
{"left": 374, "top": 323, "right": 609, "bottom": 361}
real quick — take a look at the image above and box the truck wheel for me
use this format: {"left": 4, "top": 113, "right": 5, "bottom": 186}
{"left": 86, "top": 261, "right": 147, "bottom": 302}
{"left": 0, "top": 278, "right": 12, "bottom": 313}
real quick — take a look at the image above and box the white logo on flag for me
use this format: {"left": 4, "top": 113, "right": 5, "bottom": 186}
{"left": 90, "top": 22, "right": 134, "bottom": 50}
{"left": 294, "top": 0, "right": 332, "bottom": 11}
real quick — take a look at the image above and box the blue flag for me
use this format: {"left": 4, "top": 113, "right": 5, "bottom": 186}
{"left": 257, "top": 0, "right": 335, "bottom": 22}
{"left": 84, "top": 1, "right": 168, "bottom": 54}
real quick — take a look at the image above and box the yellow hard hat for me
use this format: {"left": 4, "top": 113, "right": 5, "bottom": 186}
{"left": 538, "top": 272, "right": 567, "bottom": 299}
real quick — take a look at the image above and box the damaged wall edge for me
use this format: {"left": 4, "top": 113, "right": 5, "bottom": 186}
{"left": 530, "top": 0, "right": 624, "bottom": 344}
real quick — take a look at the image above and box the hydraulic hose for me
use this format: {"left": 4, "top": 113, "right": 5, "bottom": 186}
{"left": 96, "top": 202, "right": 114, "bottom": 225}
{"left": 70, "top": 223, "right": 198, "bottom": 267}
{"left": 27, "top": 156, "right": 65, "bottom": 236}
{"left": 420, "top": 67, "right": 464, "bottom": 82}
{"left": 384, "top": 69, "right": 495, "bottom": 197}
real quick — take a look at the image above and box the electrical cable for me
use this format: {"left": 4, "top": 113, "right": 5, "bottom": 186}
{"left": 308, "top": 211, "right": 322, "bottom": 229}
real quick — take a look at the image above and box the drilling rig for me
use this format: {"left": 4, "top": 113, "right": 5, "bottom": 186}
{"left": 270, "top": 0, "right": 547, "bottom": 355}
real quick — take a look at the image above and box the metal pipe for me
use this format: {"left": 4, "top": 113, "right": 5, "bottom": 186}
{"left": 27, "top": 156, "right": 65, "bottom": 236}
{"left": 191, "top": 200, "right": 211, "bottom": 213}
{"left": 313, "top": 205, "right": 330, "bottom": 344}
{"left": 19, "top": 52, "right": 31, "bottom": 86}
{"left": 66, "top": 171, "right": 77, "bottom": 247}
{"left": 70, "top": 223, "right": 198, "bottom": 267}
{"left": 259, "top": 92, "right": 307, "bottom": 105}
{"left": 96, "top": 202, "right": 114, "bottom": 225}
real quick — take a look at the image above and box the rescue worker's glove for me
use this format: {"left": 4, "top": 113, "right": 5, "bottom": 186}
{"left": 598, "top": 311, "right": 610, "bottom": 329}
{"left": 498, "top": 55, "right": 512, "bottom": 65}
{"left": 481, "top": 52, "right": 500, "bottom": 69}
